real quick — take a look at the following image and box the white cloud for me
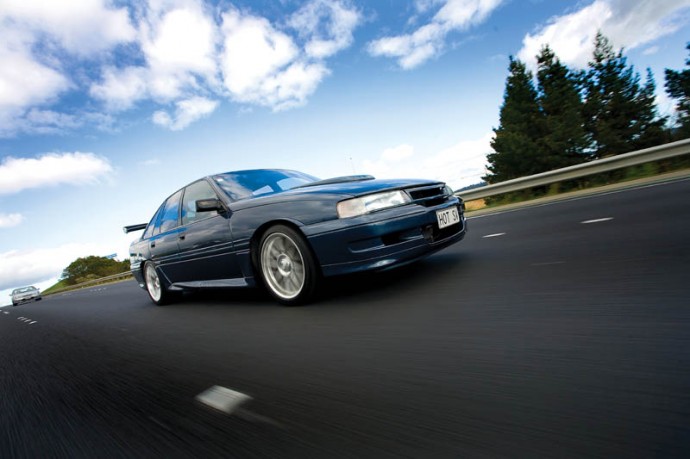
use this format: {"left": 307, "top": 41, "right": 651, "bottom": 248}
{"left": 0, "top": 0, "right": 134, "bottom": 135}
{"left": 0, "top": 152, "right": 113, "bottom": 195}
{"left": 221, "top": 9, "right": 299, "bottom": 98}
{"left": 362, "top": 133, "right": 492, "bottom": 189}
{"left": 368, "top": 0, "right": 504, "bottom": 69}
{"left": 2, "top": 0, "right": 361, "bottom": 134}
{"left": 220, "top": 8, "right": 334, "bottom": 110}
{"left": 0, "top": 242, "right": 122, "bottom": 292}
{"left": 91, "top": 1, "right": 219, "bottom": 110}
{"left": 0, "top": 213, "right": 24, "bottom": 229}
{"left": 153, "top": 96, "right": 219, "bottom": 130}
{"left": 1, "top": 0, "right": 136, "bottom": 56}
{"left": 89, "top": 66, "right": 149, "bottom": 111}
{"left": 517, "top": 0, "right": 690, "bottom": 70}
{"left": 289, "top": 0, "right": 361, "bottom": 59}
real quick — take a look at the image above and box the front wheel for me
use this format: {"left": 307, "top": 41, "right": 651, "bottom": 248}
{"left": 259, "top": 225, "right": 319, "bottom": 306}
{"left": 143, "top": 262, "right": 173, "bottom": 306}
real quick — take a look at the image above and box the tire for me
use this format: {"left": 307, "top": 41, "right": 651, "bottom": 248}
{"left": 258, "top": 225, "right": 319, "bottom": 306}
{"left": 143, "top": 261, "right": 173, "bottom": 306}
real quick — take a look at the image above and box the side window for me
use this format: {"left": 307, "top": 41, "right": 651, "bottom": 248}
{"left": 158, "top": 190, "right": 182, "bottom": 233}
{"left": 182, "top": 180, "right": 220, "bottom": 225}
{"left": 142, "top": 205, "right": 164, "bottom": 239}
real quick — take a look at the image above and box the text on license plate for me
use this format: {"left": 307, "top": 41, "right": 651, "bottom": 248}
{"left": 436, "top": 207, "right": 460, "bottom": 229}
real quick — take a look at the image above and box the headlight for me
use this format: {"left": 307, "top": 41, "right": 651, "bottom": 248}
{"left": 337, "top": 190, "right": 411, "bottom": 218}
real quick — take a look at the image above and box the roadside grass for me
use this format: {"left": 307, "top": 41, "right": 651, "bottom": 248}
{"left": 42, "top": 279, "right": 70, "bottom": 295}
{"left": 43, "top": 273, "right": 133, "bottom": 297}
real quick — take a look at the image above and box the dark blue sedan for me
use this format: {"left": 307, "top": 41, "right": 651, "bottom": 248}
{"left": 125, "top": 169, "right": 466, "bottom": 306}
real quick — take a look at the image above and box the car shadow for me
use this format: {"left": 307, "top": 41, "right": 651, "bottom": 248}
{"left": 315, "top": 251, "right": 468, "bottom": 305}
{"left": 159, "top": 251, "right": 468, "bottom": 308}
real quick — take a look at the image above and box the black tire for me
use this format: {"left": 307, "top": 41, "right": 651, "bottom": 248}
{"left": 258, "top": 225, "right": 319, "bottom": 306}
{"left": 143, "top": 261, "right": 173, "bottom": 306}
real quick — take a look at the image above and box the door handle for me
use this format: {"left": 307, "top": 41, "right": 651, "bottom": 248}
{"left": 179, "top": 232, "right": 186, "bottom": 240}
{"left": 150, "top": 241, "right": 156, "bottom": 248}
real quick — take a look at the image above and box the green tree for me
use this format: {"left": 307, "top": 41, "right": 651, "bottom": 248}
{"left": 665, "top": 43, "right": 690, "bottom": 138}
{"left": 583, "top": 32, "right": 667, "bottom": 158}
{"left": 536, "top": 45, "right": 591, "bottom": 168}
{"left": 61, "top": 256, "right": 130, "bottom": 285}
{"left": 485, "top": 57, "right": 545, "bottom": 183}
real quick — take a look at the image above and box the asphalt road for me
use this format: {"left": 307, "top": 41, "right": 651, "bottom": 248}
{"left": 2, "top": 178, "right": 689, "bottom": 458}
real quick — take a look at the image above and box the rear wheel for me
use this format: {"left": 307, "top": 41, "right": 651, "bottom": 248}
{"left": 259, "top": 225, "right": 319, "bottom": 306}
{"left": 144, "top": 262, "right": 172, "bottom": 306}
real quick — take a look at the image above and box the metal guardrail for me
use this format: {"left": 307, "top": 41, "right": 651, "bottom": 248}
{"left": 456, "top": 138, "right": 690, "bottom": 201}
{"left": 46, "top": 271, "right": 133, "bottom": 295}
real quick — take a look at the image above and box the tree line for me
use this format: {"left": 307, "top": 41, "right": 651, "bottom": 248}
{"left": 485, "top": 32, "right": 690, "bottom": 184}
{"left": 61, "top": 255, "right": 130, "bottom": 285}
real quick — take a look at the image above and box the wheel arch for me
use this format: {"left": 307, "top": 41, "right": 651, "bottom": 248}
{"left": 249, "top": 219, "right": 319, "bottom": 277}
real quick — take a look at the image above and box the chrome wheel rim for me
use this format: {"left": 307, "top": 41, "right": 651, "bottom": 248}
{"left": 261, "top": 232, "right": 305, "bottom": 300}
{"left": 144, "top": 264, "right": 162, "bottom": 302}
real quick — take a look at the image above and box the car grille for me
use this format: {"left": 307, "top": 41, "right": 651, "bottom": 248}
{"left": 405, "top": 184, "right": 448, "bottom": 207}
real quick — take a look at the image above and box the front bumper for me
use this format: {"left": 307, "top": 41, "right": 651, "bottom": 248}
{"left": 304, "top": 200, "right": 466, "bottom": 277}
{"left": 12, "top": 295, "right": 41, "bottom": 304}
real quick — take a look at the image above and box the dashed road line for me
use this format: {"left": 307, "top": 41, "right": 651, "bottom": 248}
{"left": 581, "top": 217, "right": 614, "bottom": 224}
{"left": 532, "top": 261, "right": 565, "bottom": 266}
{"left": 196, "top": 386, "right": 252, "bottom": 414}
{"left": 482, "top": 232, "right": 506, "bottom": 238}
{"left": 16, "top": 316, "right": 37, "bottom": 324}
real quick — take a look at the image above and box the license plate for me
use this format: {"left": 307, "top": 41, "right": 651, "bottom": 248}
{"left": 436, "top": 207, "right": 460, "bottom": 229}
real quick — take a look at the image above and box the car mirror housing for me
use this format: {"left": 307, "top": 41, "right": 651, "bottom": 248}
{"left": 196, "top": 198, "right": 225, "bottom": 212}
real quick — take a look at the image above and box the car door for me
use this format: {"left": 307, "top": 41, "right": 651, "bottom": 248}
{"left": 175, "top": 179, "right": 241, "bottom": 283}
{"left": 148, "top": 190, "right": 184, "bottom": 283}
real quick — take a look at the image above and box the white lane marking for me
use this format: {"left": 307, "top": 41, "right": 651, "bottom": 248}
{"left": 3, "top": 311, "right": 8, "bottom": 314}
{"left": 29, "top": 321, "right": 36, "bottom": 325}
{"left": 581, "top": 217, "right": 613, "bottom": 224}
{"left": 483, "top": 232, "right": 506, "bottom": 238}
{"left": 196, "top": 386, "right": 252, "bottom": 414}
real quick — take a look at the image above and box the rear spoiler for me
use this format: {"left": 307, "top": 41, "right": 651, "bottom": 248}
{"left": 123, "top": 223, "right": 147, "bottom": 234}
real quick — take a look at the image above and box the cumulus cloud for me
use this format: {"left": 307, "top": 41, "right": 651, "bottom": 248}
{"left": 1, "top": 0, "right": 136, "bottom": 56}
{"left": 152, "top": 96, "right": 219, "bottom": 130}
{"left": 517, "top": 0, "right": 690, "bottom": 70}
{"left": 289, "top": 0, "right": 361, "bottom": 59}
{"left": 362, "top": 133, "right": 492, "bottom": 189}
{"left": 0, "top": 0, "right": 135, "bottom": 135}
{"left": 0, "top": 152, "right": 113, "bottom": 195}
{"left": 0, "top": 213, "right": 24, "bottom": 229}
{"left": 1, "top": 0, "right": 362, "bottom": 134}
{"left": 220, "top": 4, "right": 355, "bottom": 111}
{"left": 368, "top": 0, "right": 504, "bottom": 69}
{"left": 89, "top": 66, "right": 149, "bottom": 111}
{"left": 90, "top": 1, "right": 219, "bottom": 111}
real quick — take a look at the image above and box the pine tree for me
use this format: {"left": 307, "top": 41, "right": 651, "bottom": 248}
{"left": 583, "top": 32, "right": 667, "bottom": 158}
{"left": 665, "top": 43, "right": 690, "bottom": 138}
{"left": 485, "top": 57, "right": 545, "bottom": 183}
{"left": 536, "top": 45, "right": 590, "bottom": 169}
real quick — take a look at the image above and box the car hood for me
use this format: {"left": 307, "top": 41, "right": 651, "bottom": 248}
{"left": 288, "top": 177, "right": 442, "bottom": 197}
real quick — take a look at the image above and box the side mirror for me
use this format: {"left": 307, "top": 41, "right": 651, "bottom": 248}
{"left": 196, "top": 198, "right": 225, "bottom": 212}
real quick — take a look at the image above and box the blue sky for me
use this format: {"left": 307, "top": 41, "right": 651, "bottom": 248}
{"left": 1, "top": 0, "right": 690, "bottom": 303}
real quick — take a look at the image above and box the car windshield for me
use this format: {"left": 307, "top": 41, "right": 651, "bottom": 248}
{"left": 212, "top": 170, "right": 319, "bottom": 201}
{"left": 14, "top": 287, "right": 36, "bottom": 294}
